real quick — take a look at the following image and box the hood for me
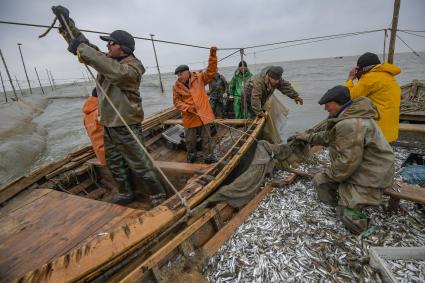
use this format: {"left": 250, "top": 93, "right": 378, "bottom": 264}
{"left": 82, "top": 96, "right": 99, "bottom": 114}
{"left": 370, "top": 62, "right": 401, "bottom": 76}
{"left": 234, "top": 68, "right": 252, "bottom": 78}
{"left": 330, "top": 97, "right": 379, "bottom": 123}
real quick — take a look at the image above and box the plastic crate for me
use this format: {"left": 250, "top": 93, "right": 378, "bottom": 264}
{"left": 369, "top": 246, "right": 425, "bottom": 283}
{"left": 161, "top": 124, "right": 185, "bottom": 147}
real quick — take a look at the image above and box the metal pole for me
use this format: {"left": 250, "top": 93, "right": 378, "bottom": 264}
{"left": 15, "top": 75, "right": 24, "bottom": 96}
{"left": 0, "top": 48, "right": 18, "bottom": 100}
{"left": 34, "top": 67, "right": 45, "bottom": 95}
{"left": 149, "top": 34, "right": 164, "bottom": 93}
{"left": 17, "top": 43, "right": 33, "bottom": 94}
{"left": 46, "top": 69, "right": 54, "bottom": 91}
{"left": 388, "top": 0, "right": 401, "bottom": 64}
{"left": 0, "top": 70, "right": 7, "bottom": 102}
{"left": 383, "top": 29, "right": 388, "bottom": 62}
{"left": 49, "top": 70, "right": 56, "bottom": 90}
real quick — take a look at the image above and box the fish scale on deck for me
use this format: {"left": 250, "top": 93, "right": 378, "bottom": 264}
{"left": 204, "top": 146, "right": 425, "bottom": 282}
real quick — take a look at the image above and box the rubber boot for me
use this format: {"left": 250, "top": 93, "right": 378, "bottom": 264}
{"left": 204, "top": 155, "right": 217, "bottom": 164}
{"left": 340, "top": 207, "right": 368, "bottom": 235}
{"left": 150, "top": 193, "right": 167, "bottom": 207}
{"left": 187, "top": 153, "right": 197, "bottom": 163}
{"left": 111, "top": 180, "right": 135, "bottom": 205}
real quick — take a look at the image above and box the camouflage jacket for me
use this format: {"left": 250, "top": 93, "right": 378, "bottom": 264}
{"left": 244, "top": 66, "right": 299, "bottom": 115}
{"left": 208, "top": 72, "right": 228, "bottom": 100}
{"left": 308, "top": 97, "right": 395, "bottom": 189}
{"left": 59, "top": 21, "right": 145, "bottom": 127}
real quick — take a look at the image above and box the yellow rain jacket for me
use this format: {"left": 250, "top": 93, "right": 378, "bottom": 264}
{"left": 346, "top": 63, "right": 401, "bottom": 142}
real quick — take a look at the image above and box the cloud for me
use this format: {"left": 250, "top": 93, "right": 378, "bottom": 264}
{"left": 0, "top": 0, "right": 424, "bottom": 85}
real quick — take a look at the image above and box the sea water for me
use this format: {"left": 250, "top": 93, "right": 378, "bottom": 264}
{"left": 0, "top": 52, "right": 424, "bottom": 186}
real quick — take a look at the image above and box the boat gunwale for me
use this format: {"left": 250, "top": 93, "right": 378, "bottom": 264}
{"left": 15, "top": 108, "right": 266, "bottom": 283}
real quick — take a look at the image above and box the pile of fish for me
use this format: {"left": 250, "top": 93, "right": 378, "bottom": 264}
{"left": 204, "top": 146, "right": 425, "bottom": 282}
{"left": 388, "top": 259, "right": 425, "bottom": 282}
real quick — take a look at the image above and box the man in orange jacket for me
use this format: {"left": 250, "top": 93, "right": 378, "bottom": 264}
{"left": 82, "top": 88, "right": 106, "bottom": 165}
{"left": 173, "top": 47, "right": 217, "bottom": 164}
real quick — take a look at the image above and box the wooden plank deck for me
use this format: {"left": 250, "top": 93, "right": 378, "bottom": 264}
{"left": 0, "top": 188, "right": 143, "bottom": 282}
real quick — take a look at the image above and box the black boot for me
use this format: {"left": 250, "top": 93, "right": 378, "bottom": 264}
{"left": 150, "top": 193, "right": 167, "bottom": 207}
{"left": 204, "top": 155, "right": 217, "bottom": 164}
{"left": 187, "top": 153, "right": 197, "bottom": 163}
{"left": 111, "top": 180, "right": 135, "bottom": 205}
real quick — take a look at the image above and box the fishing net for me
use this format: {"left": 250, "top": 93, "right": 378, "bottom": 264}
{"left": 400, "top": 80, "right": 425, "bottom": 113}
{"left": 205, "top": 140, "right": 292, "bottom": 208}
{"left": 260, "top": 92, "right": 289, "bottom": 143}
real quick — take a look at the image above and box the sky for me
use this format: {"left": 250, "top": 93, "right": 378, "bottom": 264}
{"left": 0, "top": 0, "right": 424, "bottom": 87}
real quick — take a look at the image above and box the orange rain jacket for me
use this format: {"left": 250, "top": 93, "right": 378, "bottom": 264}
{"left": 172, "top": 51, "right": 217, "bottom": 128}
{"left": 82, "top": 96, "right": 106, "bottom": 165}
{"left": 346, "top": 63, "right": 401, "bottom": 142}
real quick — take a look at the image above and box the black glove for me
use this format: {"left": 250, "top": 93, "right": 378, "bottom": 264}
{"left": 52, "top": 5, "right": 70, "bottom": 26}
{"left": 68, "top": 38, "right": 83, "bottom": 55}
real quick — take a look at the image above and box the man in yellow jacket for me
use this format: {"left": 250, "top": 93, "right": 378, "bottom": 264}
{"left": 346, "top": 52, "right": 401, "bottom": 142}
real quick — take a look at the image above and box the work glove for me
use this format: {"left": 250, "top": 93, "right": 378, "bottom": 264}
{"left": 51, "top": 5, "right": 70, "bottom": 27}
{"left": 210, "top": 46, "right": 218, "bottom": 56}
{"left": 287, "top": 132, "right": 311, "bottom": 143}
{"left": 67, "top": 38, "right": 84, "bottom": 55}
{"left": 312, "top": 172, "right": 328, "bottom": 187}
{"left": 294, "top": 96, "right": 304, "bottom": 105}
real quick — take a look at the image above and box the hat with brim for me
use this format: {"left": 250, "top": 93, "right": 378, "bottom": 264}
{"left": 318, "top": 85, "right": 351, "bottom": 105}
{"left": 100, "top": 30, "right": 135, "bottom": 54}
{"left": 175, "top": 65, "right": 189, "bottom": 75}
{"left": 267, "top": 66, "right": 284, "bottom": 80}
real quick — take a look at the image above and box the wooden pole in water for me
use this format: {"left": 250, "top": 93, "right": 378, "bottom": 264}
{"left": 0, "top": 70, "right": 7, "bottom": 102}
{"left": 85, "top": 69, "right": 91, "bottom": 83}
{"left": 388, "top": 0, "right": 401, "bottom": 64}
{"left": 240, "top": 48, "right": 247, "bottom": 116}
{"left": 46, "top": 69, "right": 54, "bottom": 91}
{"left": 49, "top": 70, "right": 57, "bottom": 90}
{"left": 15, "top": 75, "right": 24, "bottom": 96}
{"left": 34, "top": 67, "right": 45, "bottom": 95}
{"left": 17, "top": 43, "right": 33, "bottom": 95}
{"left": 149, "top": 34, "right": 164, "bottom": 93}
{"left": 0, "top": 48, "right": 18, "bottom": 101}
{"left": 382, "top": 29, "right": 388, "bottom": 62}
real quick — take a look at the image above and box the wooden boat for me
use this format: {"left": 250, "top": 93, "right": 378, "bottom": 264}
{"left": 397, "top": 80, "right": 425, "bottom": 148}
{"left": 0, "top": 106, "right": 288, "bottom": 282}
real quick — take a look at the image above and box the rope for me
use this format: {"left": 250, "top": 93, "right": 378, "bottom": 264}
{"left": 397, "top": 29, "right": 425, "bottom": 33}
{"left": 399, "top": 30, "right": 425, "bottom": 39}
{"left": 396, "top": 34, "right": 425, "bottom": 63}
{"left": 240, "top": 29, "right": 385, "bottom": 50}
{"left": 0, "top": 20, "right": 389, "bottom": 52}
{"left": 216, "top": 30, "right": 386, "bottom": 62}
{"left": 192, "top": 111, "right": 259, "bottom": 142}
{"left": 59, "top": 16, "right": 192, "bottom": 214}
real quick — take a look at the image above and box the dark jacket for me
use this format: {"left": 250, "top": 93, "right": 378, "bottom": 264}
{"left": 244, "top": 66, "right": 299, "bottom": 115}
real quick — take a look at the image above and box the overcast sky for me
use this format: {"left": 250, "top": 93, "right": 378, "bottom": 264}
{"left": 0, "top": 0, "right": 424, "bottom": 85}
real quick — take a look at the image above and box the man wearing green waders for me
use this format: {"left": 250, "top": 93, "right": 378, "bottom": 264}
{"left": 229, "top": 61, "right": 252, "bottom": 118}
{"left": 51, "top": 6, "right": 167, "bottom": 206}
